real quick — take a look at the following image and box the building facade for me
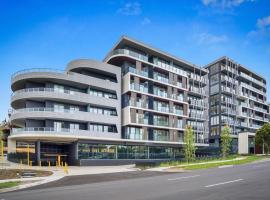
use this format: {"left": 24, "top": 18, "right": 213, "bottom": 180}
{"left": 8, "top": 36, "right": 268, "bottom": 165}
{"left": 206, "top": 57, "right": 269, "bottom": 151}
{"left": 8, "top": 37, "right": 209, "bottom": 165}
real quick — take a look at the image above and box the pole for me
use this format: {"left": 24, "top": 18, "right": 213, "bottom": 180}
{"left": 48, "top": 161, "right": 51, "bottom": 169}
{"left": 57, "top": 155, "right": 61, "bottom": 167}
{"left": 1, "top": 140, "right": 3, "bottom": 161}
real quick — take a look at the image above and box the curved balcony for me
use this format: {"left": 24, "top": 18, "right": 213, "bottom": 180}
{"left": 11, "top": 87, "right": 119, "bottom": 108}
{"left": 11, "top": 68, "right": 119, "bottom": 92}
{"left": 10, "top": 127, "right": 121, "bottom": 140}
{"left": 10, "top": 107, "right": 119, "bottom": 126}
{"left": 105, "top": 49, "right": 188, "bottom": 78}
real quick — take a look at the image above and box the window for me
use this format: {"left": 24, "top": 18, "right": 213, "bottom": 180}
{"left": 70, "top": 123, "right": 79, "bottom": 130}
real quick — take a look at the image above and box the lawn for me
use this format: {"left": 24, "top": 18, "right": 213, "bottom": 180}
{"left": 0, "top": 181, "right": 20, "bottom": 189}
{"left": 181, "top": 155, "right": 268, "bottom": 170}
{"left": 0, "top": 169, "right": 53, "bottom": 180}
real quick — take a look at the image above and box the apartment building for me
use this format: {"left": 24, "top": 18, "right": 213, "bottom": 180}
{"left": 206, "top": 57, "right": 270, "bottom": 152}
{"left": 8, "top": 36, "right": 268, "bottom": 165}
{"left": 8, "top": 36, "right": 209, "bottom": 165}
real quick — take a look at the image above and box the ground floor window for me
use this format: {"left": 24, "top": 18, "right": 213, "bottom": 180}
{"left": 78, "top": 143, "right": 182, "bottom": 160}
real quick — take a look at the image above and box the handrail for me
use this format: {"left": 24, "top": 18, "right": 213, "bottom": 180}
{"left": 11, "top": 107, "right": 117, "bottom": 116}
{"left": 11, "top": 68, "right": 65, "bottom": 80}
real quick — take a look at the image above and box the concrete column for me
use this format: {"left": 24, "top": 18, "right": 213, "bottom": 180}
{"left": 169, "top": 115, "right": 174, "bottom": 127}
{"left": 167, "top": 86, "right": 172, "bottom": 98}
{"left": 169, "top": 72, "right": 174, "bottom": 85}
{"left": 136, "top": 60, "right": 142, "bottom": 72}
{"left": 8, "top": 138, "right": 16, "bottom": 153}
{"left": 134, "top": 77, "right": 140, "bottom": 90}
{"left": 74, "top": 141, "right": 78, "bottom": 160}
{"left": 143, "top": 127, "right": 148, "bottom": 140}
{"left": 115, "top": 145, "right": 118, "bottom": 159}
{"left": 182, "top": 77, "right": 187, "bottom": 89}
{"left": 147, "top": 146, "right": 150, "bottom": 159}
{"left": 131, "top": 92, "right": 137, "bottom": 106}
{"left": 130, "top": 108, "right": 137, "bottom": 123}
{"left": 142, "top": 94, "right": 147, "bottom": 108}
{"left": 35, "top": 140, "right": 41, "bottom": 163}
{"left": 169, "top": 101, "right": 174, "bottom": 113}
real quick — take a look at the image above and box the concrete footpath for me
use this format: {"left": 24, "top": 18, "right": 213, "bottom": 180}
{"left": 146, "top": 157, "right": 246, "bottom": 172}
{"left": 0, "top": 159, "right": 138, "bottom": 193}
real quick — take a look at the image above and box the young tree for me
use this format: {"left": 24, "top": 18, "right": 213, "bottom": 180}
{"left": 184, "top": 125, "right": 196, "bottom": 163}
{"left": 255, "top": 123, "right": 270, "bottom": 155}
{"left": 220, "top": 124, "right": 232, "bottom": 158}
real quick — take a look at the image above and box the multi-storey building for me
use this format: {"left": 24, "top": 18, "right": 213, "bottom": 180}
{"left": 8, "top": 36, "right": 209, "bottom": 165}
{"left": 206, "top": 57, "right": 270, "bottom": 152}
{"left": 8, "top": 36, "right": 268, "bottom": 165}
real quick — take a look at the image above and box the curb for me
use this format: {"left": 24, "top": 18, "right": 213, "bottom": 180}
{"left": 0, "top": 175, "right": 64, "bottom": 193}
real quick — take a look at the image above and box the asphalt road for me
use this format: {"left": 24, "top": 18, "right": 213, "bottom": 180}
{"left": 1, "top": 159, "right": 270, "bottom": 200}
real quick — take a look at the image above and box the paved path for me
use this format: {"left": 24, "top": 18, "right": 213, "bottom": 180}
{"left": 1, "top": 159, "right": 270, "bottom": 200}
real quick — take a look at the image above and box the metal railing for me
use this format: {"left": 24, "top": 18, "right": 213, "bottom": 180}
{"left": 11, "top": 107, "right": 117, "bottom": 116}
{"left": 11, "top": 68, "right": 64, "bottom": 80}
{"left": 106, "top": 49, "right": 148, "bottom": 62}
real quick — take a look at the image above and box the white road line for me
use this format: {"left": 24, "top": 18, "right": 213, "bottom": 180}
{"left": 168, "top": 175, "right": 200, "bottom": 181}
{"left": 205, "top": 179, "right": 243, "bottom": 188}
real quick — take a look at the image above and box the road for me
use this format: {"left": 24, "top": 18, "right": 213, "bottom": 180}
{"left": 1, "top": 159, "right": 270, "bottom": 200}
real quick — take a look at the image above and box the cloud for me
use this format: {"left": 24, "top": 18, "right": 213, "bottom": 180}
{"left": 117, "top": 2, "right": 141, "bottom": 16}
{"left": 247, "top": 16, "right": 270, "bottom": 39}
{"left": 141, "top": 17, "right": 151, "bottom": 25}
{"left": 201, "top": 0, "right": 255, "bottom": 9}
{"left": 257, "top": 16, "right": 270, "bottom": 29}
{"left": 197, "top": 32, "right": 228, "bottom": 45}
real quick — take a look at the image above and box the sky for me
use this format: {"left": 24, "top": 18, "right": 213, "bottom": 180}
{"left": 0, "top": 0, "right": 270, "bottom": 120}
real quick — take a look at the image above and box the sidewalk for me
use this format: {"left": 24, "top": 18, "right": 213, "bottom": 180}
{"left": 146, "top": 157, "right": 246, "bottom": 172}
{"left": 0, "top": 159, "right": 138, "bottom": 193}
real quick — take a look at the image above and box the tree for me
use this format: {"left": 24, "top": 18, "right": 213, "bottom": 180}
{"left": 184, "top": 125, "right": 196, "bottom": 163}
{"left": 221, "top": 124, "right": 232, "bottom": 158}
{"left": 255, "top": 123, "right": 270, "bottom": 155}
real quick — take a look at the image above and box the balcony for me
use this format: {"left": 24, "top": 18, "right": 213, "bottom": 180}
{"left": 221, "top": 64, "right": 239, "bottom": 75}
{"left": 153, "top": 106, "right": 169, "bottom": 113}
{"left": 11, "top": 127, "right": 120, "bottom": 139}
{"left": 135, "top": 116, "right": 149, "bottom": 125}
{"left": 11, "top": 68, "right": 64, "bottom": 81}
{"left": 126, "top": 67, "right": 149, "bottom": 77}
{"left": 154, "top": 60, "right": 188, "bottom": 77}
{"left": 153, "top": 73, "right": 169, "bottom": 84}
{"left": 105, "top": 49, "right": 148, "bottom": 62}
{"left": 130, "top": 83, "right": 149, "bottom": 93}
{"left": 153, "top": 89, "right": 168, "bottom": 98}
{"left": 173, "top": 109, "right": 184, "bottom": 116}
{"left": 240, "top": 72, "right": 266, "bottom": 88}
{"left": 153, "top": 120, "right": 169, "bottom": 127}
{"left": 240, "top": 83, "right": 266, "bottom": 96}
{"left": 11, "top": 87, "right": 118, "bottom": 108}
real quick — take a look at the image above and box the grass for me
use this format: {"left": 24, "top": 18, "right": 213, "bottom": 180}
{"left": 181, "top": 155, "right": 268, "bottom": 170}
{"left": 158, "top": 155, "right": 238, "bottom": 167}
{"left": 0, "top": 169, "right": 53, "bottom": 180}
{"left": 0, "top": 181, "right": 20, "bottom": 189}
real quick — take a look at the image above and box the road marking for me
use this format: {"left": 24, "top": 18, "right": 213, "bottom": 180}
{"left": 168, "top": 175, "right": 200, "bottom": 181}
{"left": 218, "top": 165, "right": 233, "bottom": 168}
{"left": 205, "top": 179, "right": 243, "bottom": 188}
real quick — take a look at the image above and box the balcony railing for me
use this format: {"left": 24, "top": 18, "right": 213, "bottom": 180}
{"left": 130, "top": 83, "right": 149, "bottom": 93}
{"left": 106, "top": 49, "right": 148, "bottom": 62}
{"left": 12, "top": 87, "right": 82, "bottom": 96}
{"left": 11, "top": 127, "right": 89, "bottom": 136}
{"left": 11, "top": 68, "right": 65, "bottom": 80}
{"left": 11, "top": 107, "right": 117, "bottom": 116}
{"left": 240, "top": 72, "right": 266, "bottom": 87}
